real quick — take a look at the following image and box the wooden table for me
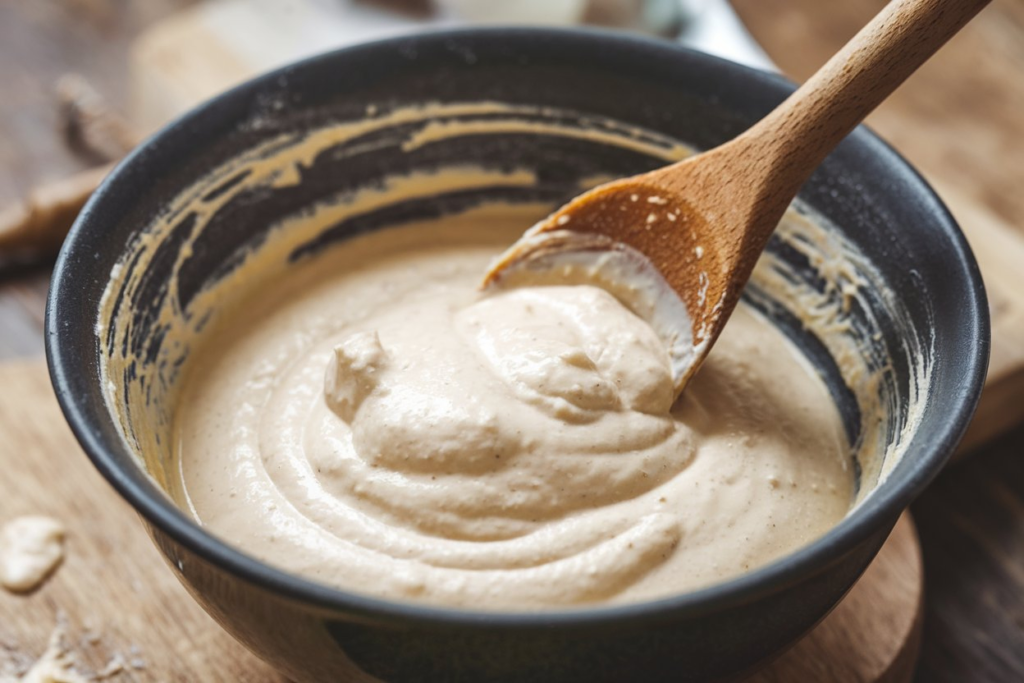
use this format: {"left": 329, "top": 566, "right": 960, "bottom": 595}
{"left": 730, "top": 4, "right": 1024, "bottom": 682}
{"left": 0, "top": 1, "right": 1021, "bottom": 681}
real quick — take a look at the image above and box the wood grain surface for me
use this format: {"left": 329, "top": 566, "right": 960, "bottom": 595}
{"left": 0, "top": 1, "right": 1022, "bottom": 681}
{"left": 732, "top": 0, "right": 1024, "bottom": 461}
{"left": 732, "top": 2, "right": 1024, "bottom": 680}
{"left": 0, "top": 360, "right": 921, "bottom": 682}
{"left": 0, "top": 0, "right": 196, "bottom": 357}
{"left": 0, "top": 361, "right": 286, "bottom": 682}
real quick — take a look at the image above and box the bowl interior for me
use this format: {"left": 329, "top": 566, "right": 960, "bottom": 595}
{"left": 47, "top": 28, "right": 987, "bottom": 621}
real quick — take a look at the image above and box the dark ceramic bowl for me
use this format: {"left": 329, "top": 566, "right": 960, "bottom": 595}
{"left": 46, "top": 28, "right": 988, "bottom": 683}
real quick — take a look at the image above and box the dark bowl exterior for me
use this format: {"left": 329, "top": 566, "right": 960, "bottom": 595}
{"left": 46, "top": 28, "right": 989, "bottom": 683}
{"left": 150, "top": 520, "right": 892, "bottom": 682}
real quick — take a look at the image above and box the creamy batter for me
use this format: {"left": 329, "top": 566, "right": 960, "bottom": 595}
{"left": 3, "top": 625, "right": 89, "bottom": 683}
{"left": 174, "top": 210, "right": 853, "bottom": 609}
{"left": 0, "top": 516, "right": 65, "bottom": 595}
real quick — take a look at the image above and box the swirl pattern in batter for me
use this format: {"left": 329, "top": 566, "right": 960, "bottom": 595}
{"left": 174, "top": 212, "right": 853, "bottom": 609}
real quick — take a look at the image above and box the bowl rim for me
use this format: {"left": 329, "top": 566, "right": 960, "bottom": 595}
{"left": 46, "top": 26, "right": 989, "bottom": 629}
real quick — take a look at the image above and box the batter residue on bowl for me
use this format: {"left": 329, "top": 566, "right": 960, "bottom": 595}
{"left": 97, "top": 103, "right": 928, "bottom": 611}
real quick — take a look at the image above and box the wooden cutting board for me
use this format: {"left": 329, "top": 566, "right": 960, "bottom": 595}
{"left": 0, "top": 359, "right": 921, "bottom": 682}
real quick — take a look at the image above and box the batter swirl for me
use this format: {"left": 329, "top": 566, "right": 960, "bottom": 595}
{"left": 174, "top": 214, "right": 852, "bottom": 609}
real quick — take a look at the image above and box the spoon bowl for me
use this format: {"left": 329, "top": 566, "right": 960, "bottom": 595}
{"left": 485, "top": 0, "right": 991, "bottom": 394}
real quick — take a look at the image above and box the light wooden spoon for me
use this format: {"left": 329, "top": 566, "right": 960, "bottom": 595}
{"left": 483, "top": 0, "right": 990, "bottom": 395}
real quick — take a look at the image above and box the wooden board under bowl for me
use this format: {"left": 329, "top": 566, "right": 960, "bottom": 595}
{"left": 0, "top": 359, "right": 921, "bottom": 681}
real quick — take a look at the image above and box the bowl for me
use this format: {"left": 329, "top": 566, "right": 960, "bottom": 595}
{"left": 45, "top": 28, "right": 989, "bottom": 683}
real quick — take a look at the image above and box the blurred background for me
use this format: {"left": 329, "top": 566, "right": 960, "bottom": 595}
{"left": 0, "top": 1, "right": 1021, "bottom": 681}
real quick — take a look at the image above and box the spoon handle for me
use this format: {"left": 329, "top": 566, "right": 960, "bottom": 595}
{"left": 742, "top": 0, "right": 990, "bottom": 197}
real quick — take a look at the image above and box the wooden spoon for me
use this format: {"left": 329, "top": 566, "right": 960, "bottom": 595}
{"left": 483, "top": 0, "right": 990, "bottom": 395}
